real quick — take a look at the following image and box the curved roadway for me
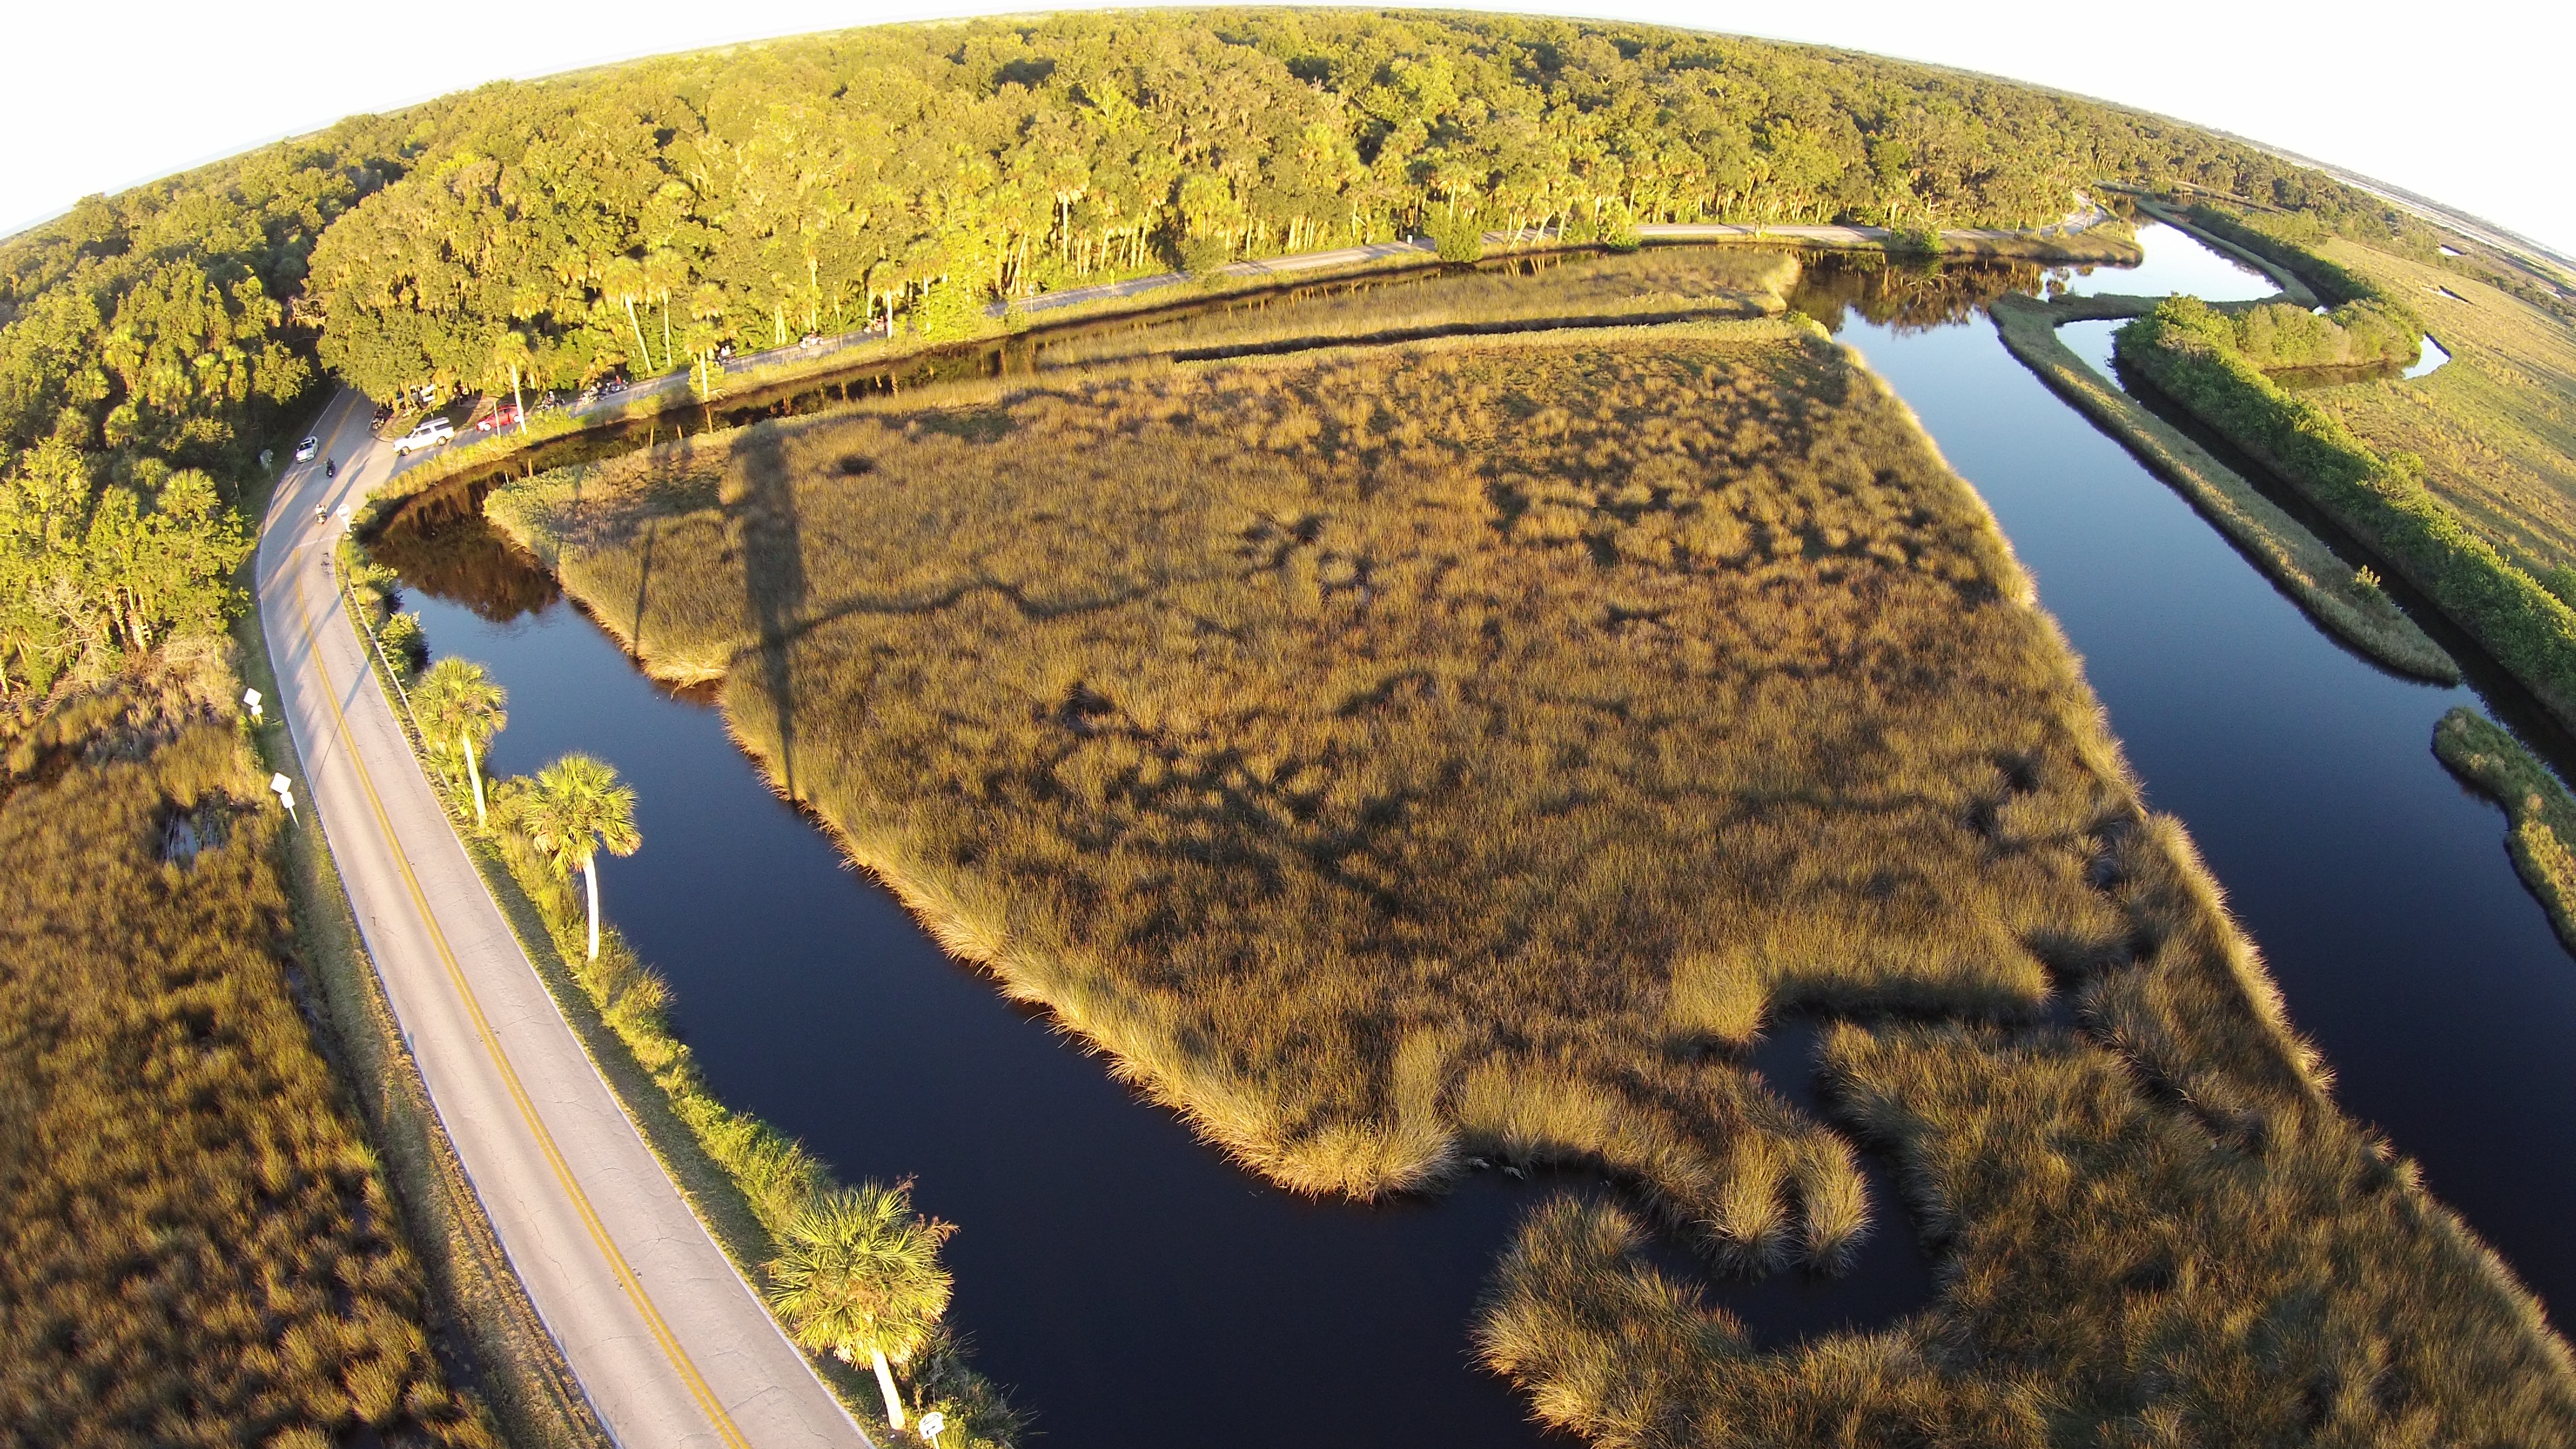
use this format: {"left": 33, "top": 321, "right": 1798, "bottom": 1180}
{"left": 257, "top": 390, "right": 873, "bottom": 1449}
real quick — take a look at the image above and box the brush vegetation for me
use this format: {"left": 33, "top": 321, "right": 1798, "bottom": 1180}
{"left": 479, "top": 323, "right": 2576, "bottom": 1438}
{"left": 0, "top": 657, "right": 492, "bottom": 1449}
{"left": 2173, "top": 202, "right": 2576, "bottom": 575}
{"left": 2310, "top": 239, "right": 2576, "bottom": 581}
{"left": 2433, "top": 706, "right": 2576, "bottom": 957}
{"left": 2219, "top": 299, "right": 2422, "bottom": 374}
{"left": 2118, "top": 296, "right": 2576, "bottom": 728}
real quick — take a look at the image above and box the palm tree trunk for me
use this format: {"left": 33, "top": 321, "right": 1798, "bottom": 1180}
{"left": 463, "top": 731, "right": 487, "bottom": 826}
{"left": 511, "top": 364, "right": 526, "bottom": 437}
{"left": 625, "top": 298, "right": 650, "bottom": 371}
{"left": 870, "top": 1348, "right": 906, "bottom": 1433}
{"left": 583, "top": 857, "right": 602, "bottom": 960}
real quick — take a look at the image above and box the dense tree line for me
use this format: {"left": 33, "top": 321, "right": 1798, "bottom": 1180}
{"left": 0, "top": 125, "right": 407, "bottom": 693}
{"left": 298, "top": 11, "right": 2386, "bottom": 401}
{"left": 1, "top": 9, "right": 2406, "bottom": 697}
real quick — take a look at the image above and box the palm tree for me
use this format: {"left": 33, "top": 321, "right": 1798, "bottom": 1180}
{"left": 484, "top": 330, "right": 536, "bottom": 437}
{"left": 518, "top": 753, "right": 640, "bottom": 961}
{"left": 413, "top": 658, "right": 508, "bottom": 827}
{"left": 686, "top": 283, "right": 729, "bottom": 397}
{"left": 644, "top": 249, "right": 689, "bottom": 373}
{"left": 600, "top": 256, "right": 654, "bottom": 374}
{"left": 767, "top": 1180, "right": 954, "bottom": 1434}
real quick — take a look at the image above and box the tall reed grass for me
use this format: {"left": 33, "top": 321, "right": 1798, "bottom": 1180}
{"left": 1481, "top": 1007, "right": 2576, "bottom": 1447}
{"left": 492, "top": 328, "right": 2131, "bottom": 1233}
{"left": 0, "top": 667, "right": 492, "bottom": 1448}
{"left": 1035, "top": 250, "right": 1799, "bottom": 368}
{"left": 2433, "top": 706, "right": 2576, "bottom": 955}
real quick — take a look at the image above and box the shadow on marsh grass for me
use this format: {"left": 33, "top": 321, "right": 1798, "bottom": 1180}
{"left": 732, "top": 428, "right": 809, "bottom": 802}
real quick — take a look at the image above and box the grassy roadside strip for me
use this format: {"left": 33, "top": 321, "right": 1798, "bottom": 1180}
{"left": 330, "top": 551, "right": 1014, "bottom": 1443}
{"left": 2433, "top": 707, "right": 2576, "bottom": 956}
{"left": 2118, "top": 299, "right": 2576, "bottom": 728}
{"left": 1989, "top": 293, "right": 2456, "bottom": 681}
{"left": 230, "top": 499, "right": 609, "bottom": 1448}
{"left": 375, "top": 393, "right": 676, "bottom": 510}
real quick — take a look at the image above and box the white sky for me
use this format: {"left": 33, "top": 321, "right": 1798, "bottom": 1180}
{"left": 6, "top": 0, "right": 2568, "bottom": 255}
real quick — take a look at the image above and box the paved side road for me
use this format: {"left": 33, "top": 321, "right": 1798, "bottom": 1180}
{"left": 260, "top": 389, "right": 874, "bottom": 1449}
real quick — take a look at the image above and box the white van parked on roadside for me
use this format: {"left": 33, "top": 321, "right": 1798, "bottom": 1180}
{"left": 393, "top": 418, "right": 455, "bottom": 455}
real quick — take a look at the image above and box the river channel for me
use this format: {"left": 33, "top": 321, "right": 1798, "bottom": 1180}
{"left": 378, "top": 222, "right": 2576, "bottom": 1447}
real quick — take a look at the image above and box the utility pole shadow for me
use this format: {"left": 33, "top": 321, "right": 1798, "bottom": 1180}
{"left": 729, "top": 427, "right": 807, "bottom": 801}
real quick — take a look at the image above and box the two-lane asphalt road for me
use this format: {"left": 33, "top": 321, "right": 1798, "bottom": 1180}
{"left": 259, "top": 390, "right": 873, "bottom": 1449}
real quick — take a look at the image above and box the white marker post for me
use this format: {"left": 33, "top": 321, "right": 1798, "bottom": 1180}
{"left": 270, "top": 772, "right": 297, "bottom": 821}
{"left": 917, "top": 1411, "right": 947, "bottom": 1448}
{"left": 242, "top": 686, "right": 263, "bottom": 723}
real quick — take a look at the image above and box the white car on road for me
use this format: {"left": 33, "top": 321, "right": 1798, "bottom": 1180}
{"left": 294, "top": 435, "right": 320, "bottom": 461}
{"left": 392, "top": 418, "right": 455, "bottom": 455}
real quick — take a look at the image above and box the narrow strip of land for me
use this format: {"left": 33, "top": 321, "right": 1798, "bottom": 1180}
{"left": 1008, "top": 205, "right": 2119, "bottom": 317}
{"left": 1987, "top": 293, "right": 2456, "bottom": 682}
{"left": 257, "top": 390, "right": 873, "bottom": 1449}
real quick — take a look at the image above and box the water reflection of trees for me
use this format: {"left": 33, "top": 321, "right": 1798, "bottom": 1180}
{"left": 367, "top": 494, "right": 562, "bottom": 624}
{"left": 1789, "top": 256, "right": 2049, "bottom": 333}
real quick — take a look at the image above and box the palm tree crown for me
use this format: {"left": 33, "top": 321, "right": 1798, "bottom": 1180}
{"left": 518, "top": 753, "right": 639, "bottom": 959}
{"left": 523, "top": 753, "right": 639, "bottom": 873}
{"left": 414, "top": 658, "right": 508, "bottom": 824}
{"left": 769, "top": 1180, "right": 954, "bottom": 1430}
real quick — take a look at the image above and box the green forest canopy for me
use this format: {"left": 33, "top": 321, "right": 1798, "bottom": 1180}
{"left": 0, "top": 8, "right": 2458, "bottom": 697}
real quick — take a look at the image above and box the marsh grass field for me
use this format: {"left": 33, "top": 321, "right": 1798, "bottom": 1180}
{"left": 474, "top": 319, "right": 2576, "bottom": 1443}
{"left": 0, "top": 660, "right": 492, "bottom": 1449}
{"left": 1035, "top": 251, "right": 1800, "bottom": 368}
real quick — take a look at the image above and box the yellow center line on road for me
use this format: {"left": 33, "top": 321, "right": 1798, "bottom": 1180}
{"left": 290, "top": 567, "right": 754, "bottom": 1449}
